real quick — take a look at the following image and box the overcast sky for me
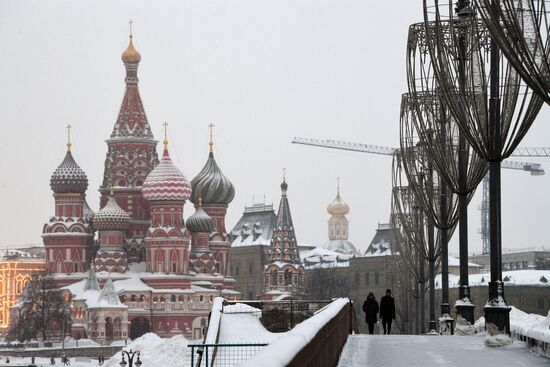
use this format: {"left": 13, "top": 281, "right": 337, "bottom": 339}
{"left": 1, "top": 0, "right": 549, "bottom": 254}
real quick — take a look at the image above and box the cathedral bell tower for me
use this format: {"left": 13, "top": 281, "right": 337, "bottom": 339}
{"left": 99, "top": 26, "right": 159, "bottom": 263}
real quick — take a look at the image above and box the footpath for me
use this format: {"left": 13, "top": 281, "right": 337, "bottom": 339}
{"left": 337, "top": 334, "right": 548, "bottom": 367}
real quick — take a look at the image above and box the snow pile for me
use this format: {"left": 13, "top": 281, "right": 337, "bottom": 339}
{"left": 474, "top": 316, "right": 486, "bottom": 334}
{"left": 240, "top": 298, "right": 350, "bottom": 367}
{"left": 455, "top": 315, "right": 475, "bottom": 336}
{"left": 104, "top": 333, "right": 190, "bottom": 367}
{"left": 485, "top": 322, "right": 512, "bottom": 347}
{"left": 223, "top": 302, "right": 262, "bottom": 316}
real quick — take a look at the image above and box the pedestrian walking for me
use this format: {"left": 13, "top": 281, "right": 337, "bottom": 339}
{"left": 380, "top": 289, "right": 396, "bottom": 334}
{"left": 362, "top": 292, "right": 379, "bottom": 334}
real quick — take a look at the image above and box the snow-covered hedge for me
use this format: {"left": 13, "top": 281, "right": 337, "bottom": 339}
{"left": 510, "top": 306, "right": 550, "bottom": 357}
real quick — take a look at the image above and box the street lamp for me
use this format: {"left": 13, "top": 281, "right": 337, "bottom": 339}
{"left": 120, "top": 349, "right": 142, "bottom": 367}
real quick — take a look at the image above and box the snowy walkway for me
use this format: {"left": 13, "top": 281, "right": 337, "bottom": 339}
{"left": 338, "top": 334, "right": 548, "bottom": 367}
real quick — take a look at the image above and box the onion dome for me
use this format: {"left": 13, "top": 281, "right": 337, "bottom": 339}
{"left": 190, "top": 134, "right": 235, "bottom": 205}
{"left": 93, "top": 195, "right": 130, "bottom": 231}
{"left": 327, "top": 180, "right": 349, "bottom": 217}
{"left": 186, "top": 199, "right": 214, "bottom": 233}
{"left": 121, "top": 35, "right": 141, "bottom": 64}
{"left": 50, "top": 151, "right": 88, "bottom": 194}
{"left": 142, "top": 145, "right": 192, "bottom": 201}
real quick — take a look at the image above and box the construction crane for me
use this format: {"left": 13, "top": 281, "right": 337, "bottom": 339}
{"left": 292, "top": 137, "right": 548, "bottom": 254}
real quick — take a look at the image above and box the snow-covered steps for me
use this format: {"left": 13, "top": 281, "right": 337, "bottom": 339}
{"left": 338, "top": 334, "right": 548, "bottom": 367}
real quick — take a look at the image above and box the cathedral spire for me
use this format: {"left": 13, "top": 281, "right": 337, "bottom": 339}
{"left": 110, "top": 25, "right": 153, "bottom": 139}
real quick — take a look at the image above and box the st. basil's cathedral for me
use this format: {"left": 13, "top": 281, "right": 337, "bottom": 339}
{"left": 34, "top": 32, "right": 240, "bottom": 342}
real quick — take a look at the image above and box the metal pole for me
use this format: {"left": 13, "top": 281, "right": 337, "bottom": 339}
{"left": 417, "top": 207, "right": 426, "bottom": 334}
{"left": 415, "top": 256, "right": 420, "bottom": 335}
{"left": 455, "top": 0, "right": 476, "bottom": 325}
{"left": 428, "top": 220, "right": 436, "bottom": 332}
{"left": 439, "top": 105, "right": 453, "bottom": 334}
{"left": 485, "top": 0, "right": 510, "bottom": 334}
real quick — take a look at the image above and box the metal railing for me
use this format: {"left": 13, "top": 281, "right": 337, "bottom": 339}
{"left": 189, "top": 343, "right": 268, "bottom": 367}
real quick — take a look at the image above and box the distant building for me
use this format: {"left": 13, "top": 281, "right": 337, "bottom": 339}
{"left": 0, "top": 247, "right": 46, "bottom": 332}
{"left": 469, "top": 248, "right": 550, "bottom": 272}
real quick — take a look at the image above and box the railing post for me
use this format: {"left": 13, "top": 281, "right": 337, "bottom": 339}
{"left": 290, "top": 300, "right": 294, "bottom": 329}
{"left": 205, "top": 345, "right": 209, "bottom": 367}
{"left": 191, "top": 346, "right": 195, "bottom": 367}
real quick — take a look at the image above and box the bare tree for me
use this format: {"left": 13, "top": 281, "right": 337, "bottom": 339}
{"left": 9, "top": 271, "right": 70, "bottom": 342}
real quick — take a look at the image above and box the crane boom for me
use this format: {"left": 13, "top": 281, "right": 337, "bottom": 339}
{"left": 292, "top": 136, "right": 546, "bottom": 173}
{"left": 292, "top": 136, "right": 547, "bottom": 255}
{"left": 292, "top": 137, "right": 396, "bottom": 156}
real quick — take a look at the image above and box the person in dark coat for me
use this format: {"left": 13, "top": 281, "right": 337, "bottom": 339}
{"left": 362, "top": 292, "right": 379, "bottom": 334}
{"left": 380, "top": 289, "right": 396, "bottom": 334}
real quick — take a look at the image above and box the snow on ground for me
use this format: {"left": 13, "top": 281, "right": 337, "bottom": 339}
{"left": 218, "top": 304, "right": 282, "bottom": 344}
{"left": 0, "top": 333, "right": 191, "bottom": 367}
{"left": 338, "top": 334, "right": 548, "bottom": 367}
{"left": 104, "top": 333, "right": 190, "bottom": 367}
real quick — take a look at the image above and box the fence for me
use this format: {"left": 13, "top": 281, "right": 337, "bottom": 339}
{"left": 188, "top": 343, "right": 268, "bottom": 367}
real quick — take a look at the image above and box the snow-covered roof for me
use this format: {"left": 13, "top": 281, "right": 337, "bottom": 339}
{"left": 447, "top": 256, "right": 481, "bottom": 268}
{"left": 323, "top": 239, "right": 360, "bottom": 256}
{"left": 300, "top": 246, "right": 352, "bottom": 269}
{"left": 435, "top": 269, "right": 550, "bottom": 289}
{"left": 230, "top": 204, "right": 277, "bottom": 247}
{"left": 364, "top": 223, "right": 400, "bottom": 257}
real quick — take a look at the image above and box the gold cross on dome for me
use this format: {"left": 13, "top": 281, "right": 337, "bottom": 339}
{"left": 66, "top": 123, "right": 72, "bottom": 152}
{"left": 129, "top": 20, "right": 134, "bottom": 38}
{"left": 283, "top": 168, "right": 286, "bottom": 182}
{"left": 208, "top": 123, "right": 215, "bottom": 152}
{"left": 162, "top": 121, "right": 168, "bottom": 149}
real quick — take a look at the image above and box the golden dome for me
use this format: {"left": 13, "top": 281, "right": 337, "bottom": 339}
{"left": 121, "top": 36, "right": 141, "bottom": 64}
{"left": 327, "top": 179, "right": 349, "bottom": 217}
{"left": 327, "top": 192, "right": 350, "bottom": 217}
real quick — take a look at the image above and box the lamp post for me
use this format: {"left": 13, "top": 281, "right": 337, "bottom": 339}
{"left": 120, "top": 350, "right": 142, "bottom": 367}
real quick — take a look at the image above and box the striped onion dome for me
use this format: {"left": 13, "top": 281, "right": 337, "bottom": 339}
{"left": 142, "top": 148, "right": 192, "bottom": 201}
{"left": 50, "top": 151, "right": 88, "bottom": 194}
{"left": 93, "top": 196, "right": 130, "bottom": 231}
{"left": 186, "top": 202, "right": 214, "bottom": 233}
{"left": 190, "top": 152, "right": 235, "bottom": 205}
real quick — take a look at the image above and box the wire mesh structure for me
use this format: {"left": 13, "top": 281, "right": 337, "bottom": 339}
{"left": 424, "top": 0, "right": 545, "bottom": 332}
{"left": 477, "top": 0, "right": 550, "bottom": 104}
{"left": 406, "top": 20, "right": 490, "bottom": 324}
{"left": 391, "top": 146, "right": 457, "bottom": 333}
{"left": 390, "top": 183, "right": 433, "bottom": 334}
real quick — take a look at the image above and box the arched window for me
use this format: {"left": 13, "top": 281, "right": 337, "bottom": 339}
{"left": 271, "top": 269, "right": 277, "bottom": 285}
{"left": 284, "top": 269, "right": 293, "bottom": 285}
{"left": 178, "top": 295, "right": 184, "bottom": 302}
{"left": 199, "top": 295, "right": 204, "bottom": 302}
{"left": 130, "top": 295, "right": 137, "bottom": 302}
{"left": 171, "top": 295, "right": 177, "bottom": 303}
{"left": 139, "top": 295, "right": 145, "bottom": 302}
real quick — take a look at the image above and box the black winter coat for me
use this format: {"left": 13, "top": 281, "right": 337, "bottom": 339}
{"left": 380, "top": 295, "right": 396, "bottom": 320}
{"left": 362, "top": 297, "right": 379, "bottom": 324}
